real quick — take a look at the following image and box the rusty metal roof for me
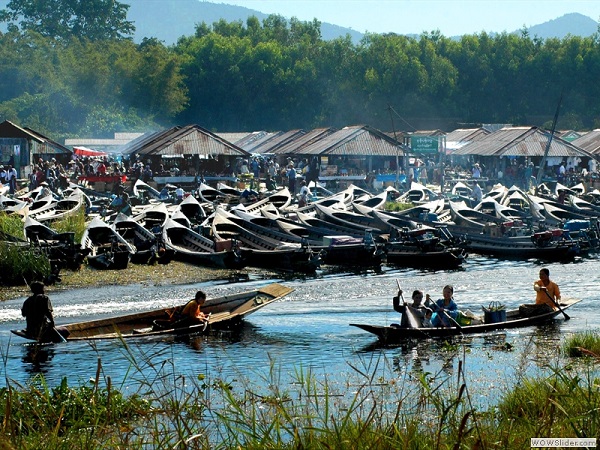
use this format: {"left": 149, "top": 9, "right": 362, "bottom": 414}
{"left": 295, "top": 125, "right": 406, "bottom": 156}
{"left": 572, "top": 130, "right": 600, "bottom": 154}
{"left": 452, "top": 126, "right": 594, "bottom": 158}
{"left": 121, "top": 124, "right": 249, "bottom": 157}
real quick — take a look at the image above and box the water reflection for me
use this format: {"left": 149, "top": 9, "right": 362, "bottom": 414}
{"left": 22, "top": 344, "right": 55, "bottom": 375}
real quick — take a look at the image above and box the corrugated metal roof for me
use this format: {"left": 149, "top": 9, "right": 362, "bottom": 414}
{"left": 571, "top": 129, "right": 600, "bottom": 154}
{"left": 120, "top": 124, "right": 249, "bottom": 157}
{"left": 0, "top": 120, "right": 71, "bottom": 154}
{"left": 445, "top": 128, "right": 490, "bottom": 143}
{"left": 235, "top": 131, "right": 282, "bottom": 152}
{"left": 272, "top": 128, "right": 337, "bottom": 154}
{"left": 297, "top": 125, "right": 406, "bottom": 156}
{"left": 215, "top": 132, "right": 254, "bottom": 144}
{"left": 452, "top": 127, "right": 594, "bottom": 158}
{"left": 249, "top": 129, "right": 306, "bottom": 154}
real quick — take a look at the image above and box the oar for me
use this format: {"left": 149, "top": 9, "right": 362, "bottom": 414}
{"left": 427, "top": 293, "right": 463, "bottom": 330}
{"left": 396, "top": 280, "right": 421, "bottom": 329}
{"left": 543, "top": 289, "right": 570, "bottom": 321}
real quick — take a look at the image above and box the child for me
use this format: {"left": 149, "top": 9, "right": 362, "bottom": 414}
{"left": 422, "top": 307, "right": 433, "bottom": 328}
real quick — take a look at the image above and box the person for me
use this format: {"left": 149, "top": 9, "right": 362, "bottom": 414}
{"left": 425, "top": 285, "right": 459, "bottom": 327}
{"left": 422, "top": 307, "right": 433, "bottom": 327}
{"left": 175, "top": 185, "right": 185, "bottom": 202}
{"left": 557, "top": 189, "right": 566, "bottom": 205}
{"left": 21, "top": 281, "right": 56, "bottom": 341}
{"left": 6, "top": 165, "right": 17, "bottom": 194}
{"left": 298, "top": 180, "right": 312, "bottom": 207}
{"left": 472, "top": 163, "right": 481, "bottom": 179}
{"left": 393, "top": 288, "right": 427, "bottom": 328}
{"left": 533, "top": 268, "right": 561, "bottom": 312}
{"left": 287, "top": 164, "right": 297, "bottom": 195}
{"left": 177, "top": 290, "right": 208, "bottom": 326}
{"left": 472, "top": 182, "right": 483, "bottom": 203}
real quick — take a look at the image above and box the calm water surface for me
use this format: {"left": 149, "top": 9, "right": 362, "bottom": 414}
{"left": 1, "top": 255, "right": 599, "bottom": 408}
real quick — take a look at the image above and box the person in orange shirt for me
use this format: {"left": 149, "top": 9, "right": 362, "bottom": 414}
{"left": 533, "top": 268, "right": 561, "bottom": 311}
{"left": 181, "top": 290, "right": 207, "bottom": 324}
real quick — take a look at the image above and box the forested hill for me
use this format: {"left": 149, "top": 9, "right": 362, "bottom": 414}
{"left": 125, "top": 0, "right": 364, "bottom": 44}
{"left": 0, "top": 1, "right": 600, "bottom": 141}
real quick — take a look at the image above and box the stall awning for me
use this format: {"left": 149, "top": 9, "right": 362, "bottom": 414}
{"left": 73, "top": 146, "right": 108, "bottom": 157}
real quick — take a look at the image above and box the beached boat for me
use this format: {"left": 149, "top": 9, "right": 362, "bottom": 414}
{"left": 351, "top": 298, "right": 580, "bottom": 343}
{"left": 162, "top": 217, "right": 245, "bottom": 269}
{"left": 113, "top": 213, "right": 173, "bottom": 265}
{"left": 132, "top": 179, "right": 162, "bottom": 202}
{"left": 0, "top": 194, "right": 29, "bottom": 215}
{"left": 33, "top": 189, "right": 85, "bottom": 222}
{"left": 81, "top": 217, "right": 134, "bottom": 270}
{"left": 12, "top": 283, "right": 294, "bottom": 343}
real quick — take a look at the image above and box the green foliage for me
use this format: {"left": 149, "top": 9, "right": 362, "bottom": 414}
{"left": 50, "top": 208, "right": 87, "bottom": 243}
{"left": 0, "top": 0, "right": 135, "bottom": 41}
{"left": 1, "top": 10, "right": 600, "bottom": 136}
{"left": 384, "top": 201, "right": 414, "bottom": 212}
{"left": 563, "top": 330, "right": 600, "bottom": 357}
{"left": 0, "top": 241, "right": 50, "bottom": 286}
{"left": 0, "top": 213, "right": 51, "bottom": 286}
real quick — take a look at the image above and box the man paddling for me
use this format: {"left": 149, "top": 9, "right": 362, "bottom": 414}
{"left": 21, "top": 281, "right": 62, "bottom": 341}
{"left": 533, "top": 268, "right": 561, "bottom": 312}
{"left": 393, "top": 288, "right": 427, "bottom": 328}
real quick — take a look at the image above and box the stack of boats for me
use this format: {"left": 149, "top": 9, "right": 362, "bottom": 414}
{"left": 3, "top": 177, "right": 600, "bottom": 277}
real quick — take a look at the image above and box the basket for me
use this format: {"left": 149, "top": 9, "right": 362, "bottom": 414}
{"left": 483, "top": 301, "right": 506, "bottom": 324}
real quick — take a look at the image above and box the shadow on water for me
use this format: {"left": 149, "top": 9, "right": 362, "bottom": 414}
{"left": 22, "top": 344, "right": 56, "bottom": 375}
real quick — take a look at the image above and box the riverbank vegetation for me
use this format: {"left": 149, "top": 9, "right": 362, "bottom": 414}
{"left": 563, "top": 330, "right": 600, "bottom": 357}
{"left": 1, "top": 343, "right": 598, "bottom": 449}
{"left": 1, "top": 1, "right": 600, "bottom": 138}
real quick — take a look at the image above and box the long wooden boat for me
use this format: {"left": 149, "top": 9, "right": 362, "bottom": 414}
{"left": 351, "top": 298, "right": 581, "bottom": 343}
{"left": 81, "top": 217, "right": 134, "bottom": 270}
{"left": 34, "top": 189, "right": 85, "bottom": 223}
{"left": 132, "top": 179, "right": 162, "bottom": 201}
{"left": 113, "top": 213, "right": 173, "bottom": 265}
{"left": 162, "top": 217, "right": 245, "bottom": 269}
{"left": 12, "top": 283, "right": 294, "bottom": 342}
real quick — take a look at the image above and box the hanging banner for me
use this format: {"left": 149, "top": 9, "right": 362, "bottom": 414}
{"left": 410, "top": 136, "right": 439, "bottom": 154}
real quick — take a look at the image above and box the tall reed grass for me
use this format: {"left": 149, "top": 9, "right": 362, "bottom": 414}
{"left": 1, "top": 338, "right": 598, "bottom": 449}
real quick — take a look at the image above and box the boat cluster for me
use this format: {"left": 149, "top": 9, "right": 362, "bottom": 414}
{"left": 2, "top": 176, "right": 600, "bottom": 281}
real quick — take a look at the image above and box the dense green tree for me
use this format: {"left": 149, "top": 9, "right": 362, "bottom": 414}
{"left": 0, "top": 0, "right": 134, "bottom": 41}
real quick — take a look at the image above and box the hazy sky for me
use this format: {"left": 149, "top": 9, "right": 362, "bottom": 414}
{"left": 221, "top": 0, "right": 600, "bottom": 36}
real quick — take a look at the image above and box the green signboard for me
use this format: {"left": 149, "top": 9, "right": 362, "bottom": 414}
{"left": 410, "top": 136, "right": 439, "bottom": 154}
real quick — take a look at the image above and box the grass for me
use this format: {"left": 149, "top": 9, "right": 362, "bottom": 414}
{"left": 563, "top": 330, "right": 600, "bottom": 358}
{"left": 384, "top": 201, "right": 414, "bottom": 212}
{"left": 0, "top": 340, "right": 598, "bottom": 449}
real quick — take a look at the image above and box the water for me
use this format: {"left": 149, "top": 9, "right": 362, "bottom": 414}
{"left": 1, "top": 255, "right": 599, "bottom": 408}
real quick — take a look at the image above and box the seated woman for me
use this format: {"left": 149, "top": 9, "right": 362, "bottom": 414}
{"left": 393, "top": 289, "right": 427, "bottom": 328}
{"left": 425, "top": 285, "right": 459, "bottom": 327}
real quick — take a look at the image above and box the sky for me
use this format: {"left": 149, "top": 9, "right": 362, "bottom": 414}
{"left": 221, "top": 0, "right": 600, "bottom": 36}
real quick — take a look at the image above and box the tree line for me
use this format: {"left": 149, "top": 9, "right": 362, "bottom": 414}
{"left": 0, "top": 0, "right": 599, "bottom": 141}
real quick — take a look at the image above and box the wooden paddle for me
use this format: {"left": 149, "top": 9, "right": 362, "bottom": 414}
{"left": 426, "top": 293, "right": 463, "bottom": 330}
{"left": 543, "top": 288, "right": 570, "bottom": 321}
{"left": 396, "top": 280, "right": 421, "bottom": 329}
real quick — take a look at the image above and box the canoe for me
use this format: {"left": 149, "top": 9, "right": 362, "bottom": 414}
{"left": 33, "top": 189, "right": 85, "bottom": 222}
{"left": 12, "top": 283, "right": 294, "bottom": 342}
{"left": 351, "top": 298, "right": 581, "bottom": 343}
{"left": 162, "top": 217, "right": 245, "bottom": 269}
{"left": 81, "top": 217, "right": 134, "bottom": 270}
{"left": 113, "top": 213, "right": 174, "bottom": 265}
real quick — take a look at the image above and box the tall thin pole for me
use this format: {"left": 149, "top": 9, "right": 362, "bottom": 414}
{"left": 388, "top": 105, "right": 401, "bottom": 188}
{"left": 535, "top": 93, "right": 562, "bottom": 195}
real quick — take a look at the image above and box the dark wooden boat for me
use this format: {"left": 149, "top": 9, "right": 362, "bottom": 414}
{"left": 12, "top": 283, "right": 294, "bottom": 342}
{"left": 351, "top": 298, "right": 581, "bottom": 343}
{"left": 212, "top": 208, "right": 320, "bottom": 273}
{"left": 162, "top": 217, "right": 245, "bottom": 269}
{"left": 113, "top": 213, "right": 173, "bottom": 265}
{"left": 81, "top": 217, "right": 134, "bottom": 270}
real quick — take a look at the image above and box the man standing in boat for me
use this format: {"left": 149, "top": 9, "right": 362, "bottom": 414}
{"left": 21, "top": 281, "right": 56, "bottom": 341}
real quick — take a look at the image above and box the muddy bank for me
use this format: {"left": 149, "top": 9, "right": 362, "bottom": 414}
{"left": 0, "top": 261, "right": 273, "bottom": 301}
